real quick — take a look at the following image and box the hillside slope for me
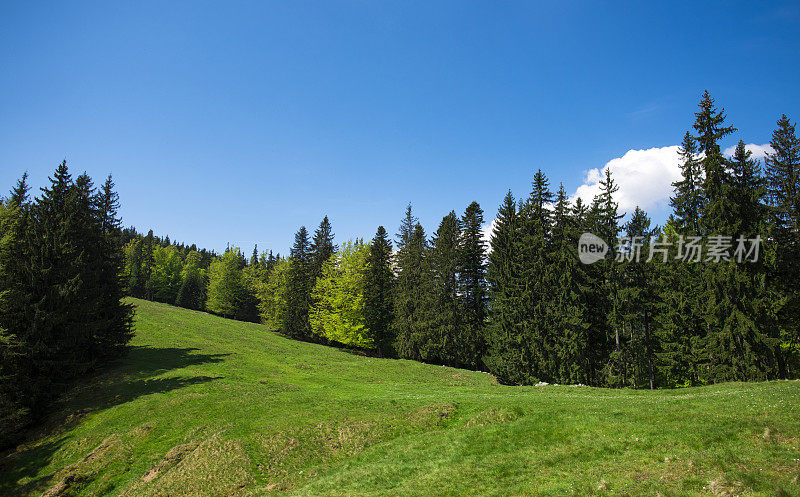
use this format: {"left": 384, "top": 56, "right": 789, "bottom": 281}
{"left": 1, "top": 298, "right": 798, "bottom": 496}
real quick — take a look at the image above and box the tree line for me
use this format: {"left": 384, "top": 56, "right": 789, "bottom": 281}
{"left": 120, "top": 92, "right": 799, "bottom": 388}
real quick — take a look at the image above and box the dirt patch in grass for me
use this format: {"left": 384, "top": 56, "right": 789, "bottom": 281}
{"left": 464, "top": 408, "right": 521, "bottom": 428}
{"left": 40, "top": 434, "right": 122, "bottom": 497}
{"left": 122, "top": 433, "right": 254, "bottom": 497}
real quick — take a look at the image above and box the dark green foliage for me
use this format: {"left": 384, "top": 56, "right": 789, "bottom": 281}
{"left": 421, "top": 211, "right": 462, "bottom": 366}
{"left": 283, "top": 226, "right": 314, "bottom": 338}
{"left": 586, "top": 169, "right": 623, "bottom": 387}
{"left": 310, "top": 216, "right": 336, "bottom": 281}
{"left": 393, "top": 215, "right": 429, "bottom": 361}
{"left": 550, "top": 185, "right": 590, "bottom": 385}
{"left": 765, "top": 115, "right": 800, "bottom": 376}
{"left": 363, "top": 226, "right": 395, "bottom": 356}
{"left": 0, "top": 163, "right": 133, "bottom": 444}
{"left": 485, "top": 191, "right": 526, "bottom": 384}
{"left": 457, "top": 201, "right": 488, "bottom": 369}
{"left": 516, "top": 170, "right": 556, "bottom": 382}
{"left": 617, "top": 207, "right": 657, "bottom": 389}
{"left": 671, "top": 132, "right": 703, "bottom": 234}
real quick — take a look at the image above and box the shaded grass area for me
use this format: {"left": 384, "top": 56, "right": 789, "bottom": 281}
{"left": 1, "top": 298, "right": 798, "bottom": 496}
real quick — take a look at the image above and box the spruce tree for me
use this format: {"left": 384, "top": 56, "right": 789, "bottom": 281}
{"left": 485, "top": 191, "right": 526, "bottom": 384}
{"left": 93, "top": 175, "right": 135, "bottom": 359}
{"left": 618, "top": 207, "right": 657, "bottom": 388}
{"left": 310, "top": 216, "right": 336, "bottom": 281}
{"left": 550, "top": 185, "right": 590, "bottom": 384}
{"left": 393, "top": 223, "right": 429, "bottom": 360}
{"left": 517, "top": 170, "right": 555, "bottom": 383}
{"left": 363, "top": 226, "right": 395, "bottom": 357}
{"left": 587, "top": 168, "right": 623, "bottom": 386}
{"left": 764, "top": 115, "right": 800, "bottom": 376}
{"left": 424, "top": 211, "right": 462, "bottom": 366}
{"left": 457, "top": 201, "right": 488, "bottom": 369}
{"left": 671, "top": 131, "right": 703, "bottom": 234}
{"left": 283, "top": 226, "right": 313, "bottom": 338}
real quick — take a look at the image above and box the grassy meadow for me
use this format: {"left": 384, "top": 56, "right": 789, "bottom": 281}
{"left": 1, "top": 298, "right": 798, "bottom": 496}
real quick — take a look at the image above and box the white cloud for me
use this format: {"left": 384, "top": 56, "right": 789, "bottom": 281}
{"left": 723, "top": 143, "right": 773, "bottom": 160}
{"left": 570, "top": 146, "right": 683, "bottom": 213}
{"left": 481, "top": 218, "right": 497, "bottom": 247}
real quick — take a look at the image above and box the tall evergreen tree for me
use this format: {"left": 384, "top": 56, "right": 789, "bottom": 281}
{"left": 517, "top": 169, "right": 555, "bottom": 382}
{"left": 671, "top": 131, "right": 703, "bottom": 234}
{"left": 485, "top": 191, "right": 526, "bottom": 384}
{"left": 363, "top": 226, "right": 395, "bottom": 357}
{"left": 283, "top": 226, "right": 313, "bottom": 338}
{"left": 393, "top": 222, "right": 429, "bottom": 360}
{"left": 764, "top": 115, "right": 800, "bottom": 376}
{"left": 618, "top": 207, "right": 657, "bottom": 389}
{"left": 423, "top": 211, "right": 462, "bottom": 366}
{"left": 694, "top": 90, "right": 737, "bottom": 235}
{"left": 587, "top": 168, "right": 623, "bottom": 386}
{"left": 550, "top": 185, "right": 590, "bottom": 385}
{"left": 457, "top": 201, "right": 488, "bottom": 368}
{"left": 310, "top": 216, "right": 336, "bottom": 281}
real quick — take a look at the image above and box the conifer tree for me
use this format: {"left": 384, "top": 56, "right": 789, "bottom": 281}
{"left": 310, "top": 216, "right": 336, "bottom": 281}
{"left": 363, "top": 226, "right": 395, "bottom": 357}
{"left": 694, "top": 90, "right": 737, "bottom": 235}
{"left": 93, "top": 175, "right": 135, "bottom": 359}
{"left": 423, "top": 211, "right": 462, "bottom": 366}
{"left": 485, "top": 191, "right": 526, "bottom": 384}
{"left": 618, "top": 207, "right": 657, "bottom": 388}
{"left": 457, "top": 201, "right": 488, "bottom": 369}
{"left": 671, "top": 132, "right": 703, "bottom": 234}
{"left": 550, "top": 185, "right": 590, "bottom": 384}
{"left": 283, "top": 226, "right": 313, "bottom": 338}
{"left": 393, "top": 222, "right": 429, "bottom": 360}
{"left": 587, "top": 168, "right": 623, "bottom": 386}
{"left": 251, "top": 244, "right": 259, "bottom": 267}
{"left": 764, "top": 115, "right": 800, "bottom": 376}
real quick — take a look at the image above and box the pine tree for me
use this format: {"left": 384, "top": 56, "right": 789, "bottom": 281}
{"left": 93, "top": 175, "right": 134, "bottom": 359}
{"left": 764, "top": 115, "right": 800, "bottom": 376}
{"left": 395, "top": 203, "right": 418, "bottom": 252}
{"left": 393, "top": 222, "right": 429, "bottom": 360}
{"left": 283, "top": 226, "right": 313, "bottom": 338}
{"left": 550, "top": 185, "right": 590, "bottom": 384}
{"left": 423, "top": 211, "right": 462, "bottom": 366}
{"left": 618, "top": 207, "right": 657, "bottom": 388}
{"left": 694, "top": 90, "right": 737, "bottom": 235}
{"left": 517, "top": 169, "right": 555, "bottom": 382}
{"left": 251, "top": 244, "right": 259, "bottom": 267}
{"left": 671, "top": 132, "right": 703, "bottom": 234}
{"left": 363, "top": 226, "right": 395, "bottom": 357}
{"left": 587, "top": 168, "right": 623, "bottom": 386}
{"left": 457, "top": 201, "right": 488, "bottom": 369}
{"left": 485, "top": 191, "right": 526, "bottom": 384}
{"left": 310, "top": 216, "right": 336, "bottom": 281}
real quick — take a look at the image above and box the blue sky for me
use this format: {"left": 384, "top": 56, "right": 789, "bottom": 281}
{"left": 2, "top": 1, "right": 799, "bottom": 254}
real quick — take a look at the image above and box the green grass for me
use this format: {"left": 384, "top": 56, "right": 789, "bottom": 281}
{"left": 2, "top": 298, "right": 799, "bottom": 496}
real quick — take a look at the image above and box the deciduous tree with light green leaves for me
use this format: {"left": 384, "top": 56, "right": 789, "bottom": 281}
{"left": 309, "top": 240, "right": 371, "bottom": 348}
{"left": 258, "top": 257, "right": 290, "bottom": 329}
{"left": 206, "top": 247, "right": 257, "bottom": 321}
{"left": 149, "top": 244, "right": 183, "bottom": 303}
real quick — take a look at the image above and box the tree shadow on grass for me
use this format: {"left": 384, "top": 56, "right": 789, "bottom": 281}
{"left": 0, "top": 345, "right": 229, "bottom": 496}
